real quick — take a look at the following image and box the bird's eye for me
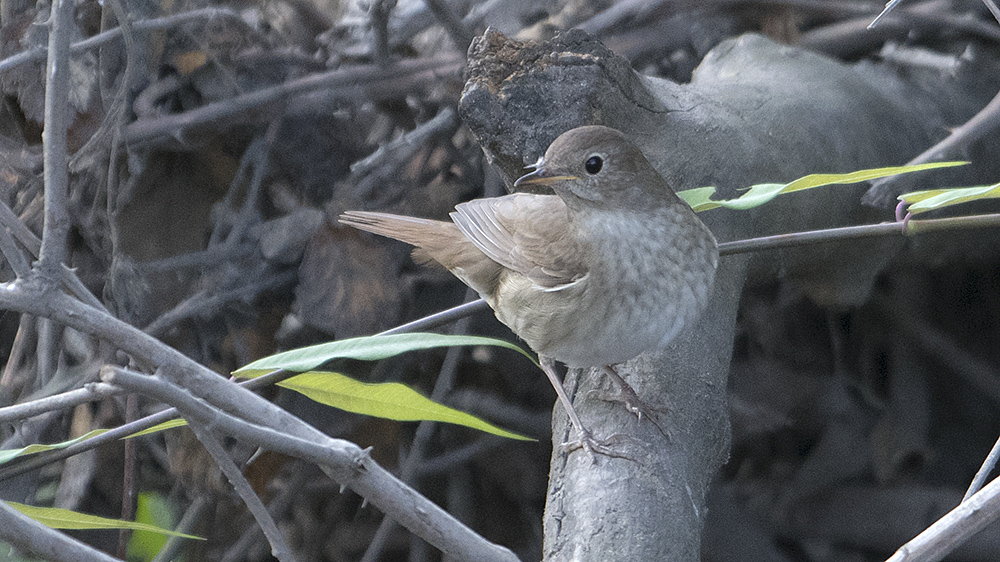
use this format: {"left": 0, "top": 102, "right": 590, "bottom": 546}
{"left": 584, "top": 155, "right": 603, "bottom": 175}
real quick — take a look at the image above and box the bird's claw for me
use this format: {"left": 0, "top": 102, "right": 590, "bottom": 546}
{"left": 559, "top": 431, "right": 631, "bottom": 463}
{"left": 592, "top": 366, "right": 671, "bottom": 440}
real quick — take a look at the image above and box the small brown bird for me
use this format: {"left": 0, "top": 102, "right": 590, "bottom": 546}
{"left": 340, "top": 125, "right": 718, "bottom": 454}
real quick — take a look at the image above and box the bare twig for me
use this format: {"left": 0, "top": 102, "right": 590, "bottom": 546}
{"left": 38, "top": 0, "right": 75, "bottom": 277}
{"left": 150, "top": 495, "right": 210, "bottom": 562}
{"left": 0, "top": 200, "right": 107, "bottom": 312}
{"left": 191, "top": 423, "right": 296, "bottom": 561}
{"left": 0, "top": 278, "right": 520, "bottom": 562}
{"left": 352, "top": 106, "right": 460, "bottom": 198}
{"left": 885, "top": 473, "right": 1000, "bottom": 562}
{"left": 0, "top": 7, "right": 246, "bottom": 74}
{"left": 0, "top": 200, "right": 42, "bottom": 257}
{"left": 424, "top": 0, "right": 473, "bottom": 54}
{"left": 716, "top": 213, "right": 1000, "bottom": 255}
{"left": 982, "top": 0, "right": 1000, "bottom": 26}
{"left": 0, "top": 382, "right": 121, "bottom": 422}
{"left": 98, "top": 363, "right": 521, "bottom": 562}
{"left": 219, "top": 468, "right": 309, "bottom": 562}
{"left": 123, "top": 56, "right": 464, "bottom": 146}
{"left": 379, "top": 299, "right": 490, "bottom": 335}
{"left": 0, "top": 218, "right": 31, "bottom": 278}
{"left": 361, "top": 293, "right": 475, "bottom": 562}
{"left": 0, "top": 406, "right": 177, "bottom": 480}
{"left": 866, "top": 87, "right": 1000, "bottom": 206}
{"left": 142, "top": 270, "right": 296, "bottom": 337}
{"left": 869, "top": 0, "right": 906, "bottom": 28}
{"left": 118, "top": 391, "right": 138, "bottom": 558}
{"left": 4, "top": 209, "right": 998, "bottom": 477}
{"left": 965, "top": 436, "right": 1000, "bottom": 501}
{"left": 370, "top": 0, "right": 396, "bottom": 65}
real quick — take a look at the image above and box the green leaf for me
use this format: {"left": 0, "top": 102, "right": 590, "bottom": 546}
{"left": 127, "top": 492, "right": 178, "bottom": 562}
{"left": 897, "top": 183, "right": 1000, "bottom": 214}
{"left": 122, "top": 419, "right": 188, "bottom": 438}
{"left": 678, "top": 161, "right": 968, "bottom": 212}
{"left": 233, "top": 333, "right": 536, "bottom": 378}
{"left": 0, "top": 420, "right": 188, "bottom": 467}
{"left": 0, "top": 430, "right": 108, "bottom": 465}
{"left": 278, "top": 371, "right": 534, "bottom": 441}
{"left": 5, "top": 501, "right": 203, "bottom": 539}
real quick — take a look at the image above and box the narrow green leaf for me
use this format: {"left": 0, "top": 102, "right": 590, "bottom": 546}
{"left": 0, "top": 430, "right": 107, "bottom": 465}
{"left": 898, "top": 183, "right": 1000, "bottom": 214}
{"left": 5, "top": 501, "right": 203, "bottom": 539}
{"left": 234, "top": 333, "right": 536, "bottom": 377}
{"left": 678, "top": 161, "right": 968, "bottom": 212}
{"left": 278, "top": 371, "right": 534, "bottom": 441}
{"left": 122, "top": 419, "right": 188, "bottom": 438}
{"left": 0, "top": 420, "right": 188, "bottom": 467}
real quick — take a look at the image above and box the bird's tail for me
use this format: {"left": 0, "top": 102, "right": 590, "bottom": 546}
{"left": 339, "top": 211, "right": 467, "bottom": 267}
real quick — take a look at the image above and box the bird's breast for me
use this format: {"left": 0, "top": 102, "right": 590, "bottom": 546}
{"left": 490, "top": 208, "right": 718, "bottom": 368}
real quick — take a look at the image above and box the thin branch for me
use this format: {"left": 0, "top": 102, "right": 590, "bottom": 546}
{"left": 0, "top": 501, "right": 121, "bottom": 562}
{"left": 868, "top": 0, "right": 906, "bottom": 28}
{"left": 0, "top": 297, "right": 493, "bottom": 479}
{"left": 0, "top": 7, "right": 246, "bottom": 74}
{"left": 38, "top": 0, "right": 75, "bottom": 277}
{"left": 99, "top": 365, "right": 521, "bottom": 562}
{"left": 122, "top": 56, "right": 464, "bottom": 147}
{"left": 716, "top": 213, "right": 1000, "bottom": 256}
{"left": 219, "top": 467, "right": 309, "bottom": 562}
{"left": 6, "top": 209, "right": 998, "bottom": 470}
{"left": 361, "top": 294, "right": 475, "bottom": 562}
{"left": 0, "top": 278, "right": 519, "bottom": 562}
{"left": 379, "top": 299, "right": 490, "bottom": 335}
{"left": 369, "top": 0, "right": 395, "bottom": 65}
{"left": 885, "top": 473, "right": 1000, "bottom": 562}
{"left": 982, "top": 0, "right": 1000, "bottom": 26}
{"left": 150, "top": 496, "right": 210, "bottom": 562}
{"left": 424, "top": 0, "right": 474, "bottom": 54}
{"left": 352, "top": 106, "right": 460, "bottom": 198}
{"left": 0, "top": 406, "right": 177, "bottom": 480}
{"left": 866, "top": 87, "right": 1000, "bottom": 206}
{"left": 3, "top": 210, "right": 998, "bottom": 475}
{"left": 142, "top": 270, "right": 296, "bottom": 337}
{"left": 191, "top": 429, "right": 295, "bottom": 562}
{"left": 0, "top": 199, "right": 42, "bottom": 256}
{"left": 0, "top": 220, "right": 31, "bottom": 278}
{"left": 0, "top": 382, "right": 122, "bottom": 422}
{"left": 0, "top": 199, "right": 108, "bottom": 313}
{"left": 965, "top": 436, "right": 1000, "bottom": 501}
{"left": 118, "top": 390, "right": 138, "bottom": 559}
{"left": 172, "top": 396, "right": 297, "bottom": 562}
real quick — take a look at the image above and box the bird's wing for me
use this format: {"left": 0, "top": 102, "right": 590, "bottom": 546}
{"left": 451, "top": 194, "right": 587, "bottom": 288}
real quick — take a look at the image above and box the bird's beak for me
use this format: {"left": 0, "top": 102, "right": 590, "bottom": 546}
{"left": 514, "top": 157, "right": 579, "bottom": 188}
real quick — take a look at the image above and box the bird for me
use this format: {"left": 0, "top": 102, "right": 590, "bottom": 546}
{"left": 340, "top": 125, "right": 719, "bottom": 456}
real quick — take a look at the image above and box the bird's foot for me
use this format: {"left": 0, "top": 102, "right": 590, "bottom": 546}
{"left": 590, "top": 365, "right": 670, "bottom": 439}
{"left": 559, "top": 431, "right": 632, "bottom": 463}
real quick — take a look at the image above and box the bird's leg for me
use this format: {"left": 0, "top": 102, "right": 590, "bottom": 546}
{"left": 539, "top": 355, "right": 619, "bottom": 460}
{"left": 596, "top": 365, "right": 669, "bottom": 438}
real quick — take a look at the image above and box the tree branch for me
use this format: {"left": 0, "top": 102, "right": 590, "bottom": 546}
{"left": 38, "top": 0, "right": 75, "bottom": 277}
{"left": 0, "top": 276, "right": 520, "bottom": 562}
{"left": 0, "top": 383, "right": 122, "bottom": 422}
